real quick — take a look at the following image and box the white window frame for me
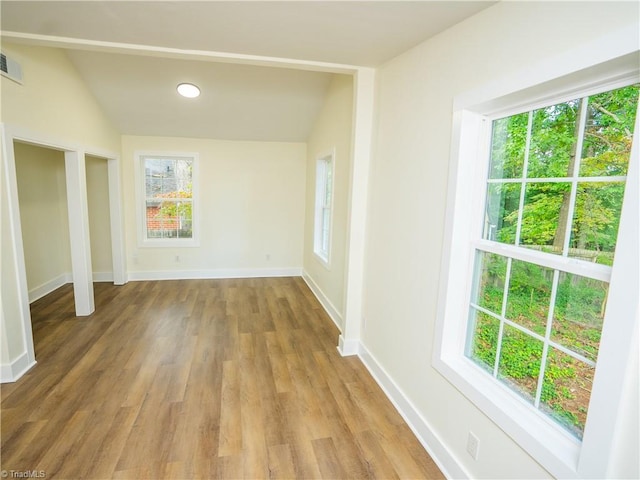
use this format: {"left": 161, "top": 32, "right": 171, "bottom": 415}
{"left": 433, "top": 44, "right": 639, "bottom": 478}
{"left": 313, "top": 150, "right": 335, "bottom": 266}
{"left": 135, "top": 151, "right": 199, "bottom": 248}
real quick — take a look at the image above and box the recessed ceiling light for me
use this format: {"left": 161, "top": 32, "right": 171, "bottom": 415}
{"left": 177, "top": 83, "right": 200, "bottom": 98}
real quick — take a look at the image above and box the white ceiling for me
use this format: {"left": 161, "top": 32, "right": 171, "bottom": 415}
{"left": 1, "top": 1, "right": 495, "bottom": 142}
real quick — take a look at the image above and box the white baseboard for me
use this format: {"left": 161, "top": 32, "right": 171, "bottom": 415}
{"left": 301, "top": 271, "right": 343, "bottom": 331}
{"left": 93, "top": 271, "right": 114, "bottom": 282}
{"left": 28, "top": 272, "right": 116, "bottom": 303}
{"left": 358, "top": 343, "right": 468, "bottom": 480}
{"left": 127, "top": 267, "right": 303, "bottom": 282}
{"left": 337, "top": 334, "right": 360, "bottom": 356}
{"left": 28, "top": 273, "right": 72, "bottom": 303}
{"left": 0, "top": 352, "right": 36, "bottom": 383}
{"left": 28, "top": 269, "right": 298, "bottom": 302}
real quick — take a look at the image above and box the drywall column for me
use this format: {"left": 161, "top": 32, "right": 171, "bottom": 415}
{"left": 107, "top": 157, "right": 127, "bottom": 285}
{"left": 65, "top": 150, "right": 95, "bottom": 315}
{"left": 339, "top": 67, "right": 375, "bottom": 356}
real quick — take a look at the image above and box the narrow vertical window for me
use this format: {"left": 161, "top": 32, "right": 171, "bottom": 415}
{"left": 314, "top": 152, "right": 334, "bottom": 265}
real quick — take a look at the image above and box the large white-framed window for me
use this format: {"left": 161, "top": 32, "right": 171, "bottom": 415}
{"left": 135, "top": 152, "right": 199, "bottom": 247}
{"left": 313, "top": 151, "right": 334, "bottom": 266}
{"left": 433, "top": 51, "right": 639, "bottom": 478}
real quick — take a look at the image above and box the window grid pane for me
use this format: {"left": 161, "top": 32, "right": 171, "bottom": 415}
{"left": 505, "top": 259, "right": 553, "bottom": 336}
{"left": 488, "top": 112, "right": 529, "bottom": 179}
{"left": 540, "top": 347, "right": 595, "bottom": 439}
{"left": 518, "top": 182, "right": 571, "bottom": 254}
{"left": 145, "top": 198, "right": 193, "bottom": 239}
{"left": 497, "top": 323, "right": 544, "bottom": 404}
{"left": 513, "top": 111, "right": 533, "bottom": 246}
{"left": 552, "top": 272, "right": 608, "bottom": 363}
{"left": 471, "top": 298, "right": 599, "bottom": 367}
{"left": 533, "top": 269, "right": 560, "bottom": 409}
{"left": 569, "top": 182, "right": 626, "bottom": 265}
{"left": 468, "top": 241, "right": 606, "bottom": 439}
{"left": 580, "top": 86, "right": 640, "bottom": 177}
{"left": 483, "top": 183, "right": 521, "bottom": 243}
{"left": 467, "top": 308, "right": 500, "bottom": 373}
{"left": 483, "top": 85, "right": 637, "bottom": 265}
{"left": 527, "top": 99, "right": 580, "bottom": 179}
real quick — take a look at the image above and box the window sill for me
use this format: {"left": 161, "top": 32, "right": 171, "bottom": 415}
{"left": 434, "top": 352, "right": 582, "bottom": 478}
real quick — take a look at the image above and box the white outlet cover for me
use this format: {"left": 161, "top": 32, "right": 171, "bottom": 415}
{"left": 467, "top": 432, "right": 479, "bottom": 460}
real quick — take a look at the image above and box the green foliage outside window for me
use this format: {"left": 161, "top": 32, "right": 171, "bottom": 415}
{"left": 469, "top": 84, "right": 638, "bottom": 439}
{"left": 144, "top": 157, "right": 194, "bottom": 238}
{"left": 157, "top": 190, "right": 193, "bottom": 221}
{"left": 486, "top": 84, "right": 638, "bottom": 264}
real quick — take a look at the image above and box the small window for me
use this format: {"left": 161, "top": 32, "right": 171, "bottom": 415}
{"left": 136, "top": 153, "right": 198, "bottom": 246}
{"left": 314, "top": 152, "right": 334, "bottom": 265}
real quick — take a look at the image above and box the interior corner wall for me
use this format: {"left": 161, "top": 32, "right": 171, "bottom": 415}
{"left": 121, "top": 135, "right": 306, "bottom": 278}
{"left": 302, "top": 74, "right": 354, "bottom": 327}
{"left": 86, "top": 155, "right": 113, "bottom": 278}
{"left": 363, "top": 2, "right": 639, "bottom": 479}
{"left": 14, "top": 142, "right": 71, "bottom": 298}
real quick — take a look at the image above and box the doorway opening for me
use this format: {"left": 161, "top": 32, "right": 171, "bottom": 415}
{"left": 1, "top": 126, "right": 125, "bottom": 382}
{"left": 14, "top": 141, "right": 73, "bottom": 304}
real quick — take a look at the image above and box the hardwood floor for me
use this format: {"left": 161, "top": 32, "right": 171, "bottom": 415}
{"left": 1, "top": 278, "right": 444, "bottom": 479}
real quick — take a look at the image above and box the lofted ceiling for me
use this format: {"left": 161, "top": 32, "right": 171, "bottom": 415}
{"left": 64, "top": 50, "right": 335, "bottom": 142}
{"left": 1, "top": 1, "right": 495, "bottom": 142}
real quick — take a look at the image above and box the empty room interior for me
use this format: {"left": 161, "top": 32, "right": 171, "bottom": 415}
{"left": 1, "top": 1, "right": 638, "bottom": 479}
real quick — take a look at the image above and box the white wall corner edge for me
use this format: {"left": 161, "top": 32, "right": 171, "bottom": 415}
{"left": 301, "top": 270, "right": 343, "bottom": 331}
{"left": 358, "top": 343, "right": 470, "bottom": 480}
{"left": 0, "top": 351, "right": 36, "bottom": 383}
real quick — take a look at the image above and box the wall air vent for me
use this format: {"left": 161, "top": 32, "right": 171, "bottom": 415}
{"left": 1, "top": 53, "right": 23, "bottom": 84}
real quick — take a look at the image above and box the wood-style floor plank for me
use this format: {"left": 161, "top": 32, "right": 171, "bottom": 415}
{"left": 1, "top": 278, "right": 444, "bottom": 479}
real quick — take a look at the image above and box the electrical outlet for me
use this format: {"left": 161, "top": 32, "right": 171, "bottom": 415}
{"left": 175, "top": 255, "right": 180, "bottom": 263}
{"left": 467, "top": 432, "right": 479, "bottom": 460}
{"left": 266, "top": 253, "right": 271, "bottom": 261}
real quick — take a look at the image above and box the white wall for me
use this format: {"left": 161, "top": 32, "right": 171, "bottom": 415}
{"left": 362, "top": 2, "right": 639, "bottom": 479}
{"left": 14, "top": 142, "right": 71, "bottom": 298}
{"left": 86, "top": 155, "right": 113, "bottom": 277}
{"left": 0, "top": 43, "right": 120, "bottom": 149}
{"left": 121, "top": 135, "right": 306, "bottom": 278}
{"left": 303, "top": 74, "right": 354, "bottom": 327}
